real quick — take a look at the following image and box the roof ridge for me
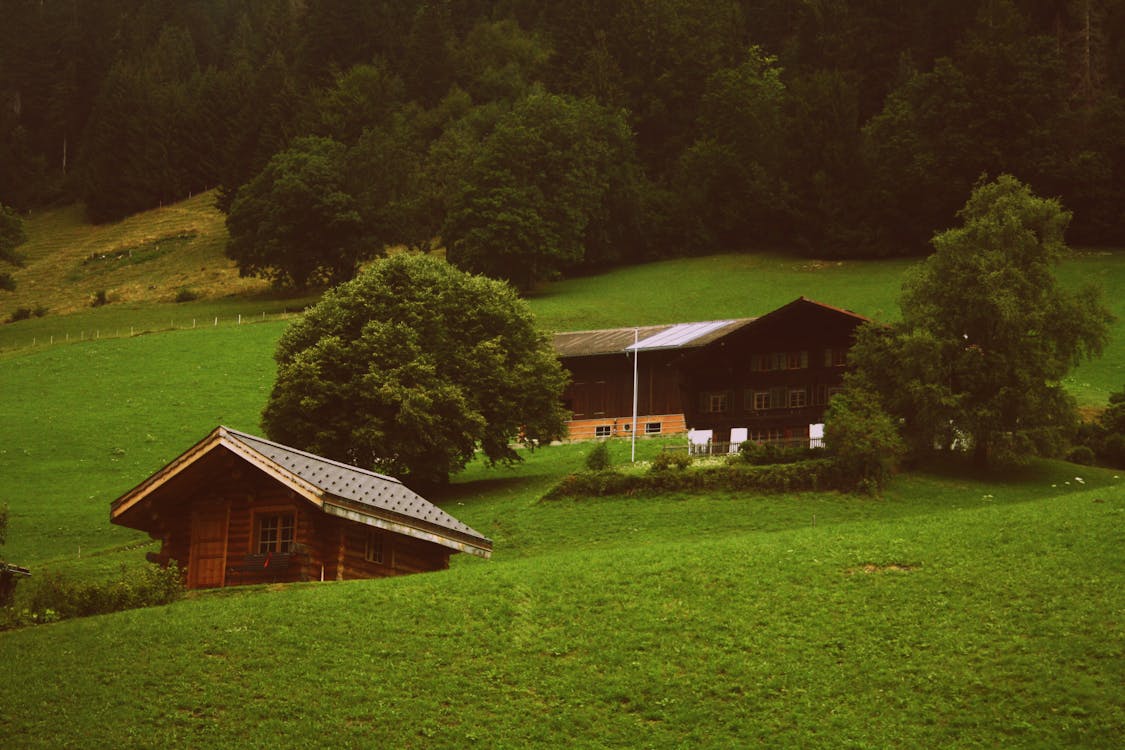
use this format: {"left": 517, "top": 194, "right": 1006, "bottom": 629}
{"left": 222, "top": 426, "right": 405, "bottom": 486}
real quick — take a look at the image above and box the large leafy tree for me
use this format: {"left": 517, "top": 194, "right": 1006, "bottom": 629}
{"left": 261, "top": 253, "right": 568, "bottom": 485}
{"left": 225, "top": 136, "right": 366, "bottom": 289}
{"left": 852, "top": 175, "right": 1113, "bottom": 467}
{"left": 441, "top": 90, "right": 644, "bottom": 290}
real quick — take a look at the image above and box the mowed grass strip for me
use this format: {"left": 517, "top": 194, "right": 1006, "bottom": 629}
{"left": 0, "top": 481, "right": 1120, "bottom": 748}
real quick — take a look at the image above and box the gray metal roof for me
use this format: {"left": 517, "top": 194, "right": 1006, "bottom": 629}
{"left": 224, "top": 428, "right": 490, "bottom": 548}
{"left": 553, "top": 318, "right": 754, "bottom": 358}
{"left": 626, "top": 319, "right": 744, "bottom": 352}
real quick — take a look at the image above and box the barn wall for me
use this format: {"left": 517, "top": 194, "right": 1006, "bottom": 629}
{"left": 148, "top": 455, "right": 454, "bottom": 588}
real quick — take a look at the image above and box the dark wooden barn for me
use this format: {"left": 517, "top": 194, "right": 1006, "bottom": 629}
{"left": 110, "top": 427, "right": 492, "bottom": 589}
{"left": 553, "top": 297, "right": 869, "bottom": 446}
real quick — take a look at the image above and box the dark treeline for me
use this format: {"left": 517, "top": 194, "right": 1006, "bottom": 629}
{"left": 1, "top": 0, "right": 1123, "bottom": 285}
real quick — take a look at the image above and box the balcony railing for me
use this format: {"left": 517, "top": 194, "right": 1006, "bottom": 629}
{"left": 665, "top": 437, "right": 825, "bottom": 456}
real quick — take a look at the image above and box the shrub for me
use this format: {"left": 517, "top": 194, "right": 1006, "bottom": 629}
{"left": 7, "top": 562, "right": 184, "bottom": 627}
{"left": 6, "top": 306, "right": 32, "bottom": 323}
{"left": 1065, "top": 445, "right": 1096, "bottom": 465}
{"left": 651, "top": 450, "right": 692, "bottom": 472}
{"left": 585, "top": 440, "right": 613, "bottom": 471}
{"left": 0, "top": 272, "right": 14, "bottom": 291}
{"left": 90, "top": 289, "right": 109, "bottom": 307}
{"left": 174, "top": 286, "right": 199, "bottom": 303}
{"left": 824, "top": 384, "right": 905, "bottom": 494}
{"left": 33, "top": 305, "right": 47, "bottom": 317}
{"left": 544, "top": 458, "right": 846, "bottom": 499}
{"left": 738, "top": 441, "right": 823, "bottom": 465}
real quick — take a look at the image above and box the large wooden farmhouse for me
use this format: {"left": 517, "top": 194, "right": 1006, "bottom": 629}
{"left": 111, "top": 426, "right": 492, "bottom": 589}
{"left": 553, "top": 297, "right": 869, "bottom": 446}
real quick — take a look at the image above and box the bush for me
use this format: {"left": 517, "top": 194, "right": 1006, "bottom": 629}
{"left": 90, "top": 289, "right": 109, "bottom": 307}
{"left": 174, "top": 286, "right": 199, "bottom": 303}
{"left": 1065, "top": 445, "right": 1096, "bottom": 465}
{"left": 585, "top": 440, "right": 613, "bottom": 471}
{"left": 738, "top": 441, "right": 824, "bottom": 465}
{"left": 824, "top": 384, "right": 905, "bottom": 494}
{"left": 4, "top": 563, "right": 184, "bottom": 628}
{"left": 544, "top": 458, "right": 846, "bottom": 499}
{"left": 6, "top": 306, "right": 32, "bottom": 323}
{"left": 0, "top": 272, "right": 14, "bottom": 291}
{"left": 651, "top": 450, "right": 692, "bottom": 472}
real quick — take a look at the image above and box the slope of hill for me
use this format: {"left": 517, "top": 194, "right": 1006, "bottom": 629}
{"left": 0, "top": 191, "right": 268, "bottom": 319}
{"left": 0, "top": 199, "right": 1122, "bottom": 746}
{"left": 0, "top": 453, "right": 1121, "bottom": 747}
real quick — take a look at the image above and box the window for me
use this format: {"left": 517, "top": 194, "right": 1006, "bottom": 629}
{"left": 256, "top": 513, "right": 294, "bottom": 554}
{"left": 594, "top": 424, "right": 612, "bottom": 438}
{"left": 750, "top": 354, "right": 774, "bottom": 372}
{"left": 825, "top": 347, "right": 848, "bottom": 367}
{"left": 750, "top": 429, "right": 784, "bottom": 442}
{"left": 813, "top": 384, "right": 829, "bottom": 406}
{"left": 753, "top": 391, "right": 770, "bottom": 410}
{"left": 365, "top": 531, "right": 384, "bottom": 564}
{"left": 701, "top": 391, "right": 729, "bottom": 413}
{"left": 789, "top": 388, "right": 807, "bottom": 408}
{"left": 645, "top": 422, "right": 662, "bottom": 434}
{"left": 786, "top": 351, "right": 808, "bottom": 370}
{"left": 770, "top": 387, "right": 787, "bottom": 410}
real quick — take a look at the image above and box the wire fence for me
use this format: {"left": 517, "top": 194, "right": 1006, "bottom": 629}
{"left": 0, "top": 309, "right": 302, "bottom": 355}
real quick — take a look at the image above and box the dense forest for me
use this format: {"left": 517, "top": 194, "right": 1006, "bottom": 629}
{"left": 1, "top": 0, "right": 1123, "bottom": 287}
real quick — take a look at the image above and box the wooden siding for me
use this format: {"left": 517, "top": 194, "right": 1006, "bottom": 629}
{"left": 140, "top": 449, "right": 453, "bottom": 589}
{"left": 561, "top": 350, "right": 684, "bottom": 424}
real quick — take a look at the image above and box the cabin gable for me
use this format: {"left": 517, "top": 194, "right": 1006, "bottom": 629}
{"left": 111, "top": 427, "right": 488, "bottom": 589}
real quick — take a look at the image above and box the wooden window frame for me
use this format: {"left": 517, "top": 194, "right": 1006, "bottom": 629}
{"left": 701, "top": 391, "right": 729, "bottom": 414}
{"left": 594, "top": 424, "right": 612, "bottom": 438}
{"left": 365, "top": 529, "right": 386, "bottom": 565}
{"left": 252, "top": 507, "right": 295, "bottom": 554}
{"left": 753, "top": 391, "right": 770, "bottom": 410}
{"left": 645, "top": 422, "right": 662, "bottom": 434}
{"left": 789, "top": 388, "right": 808, "bottom": 408}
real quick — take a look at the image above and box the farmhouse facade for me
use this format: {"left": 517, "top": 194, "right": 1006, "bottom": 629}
{"left": 110, "top": 426, "right": 492, "bottom": 589}
{"left": 553, "top": 297, "right": 869, "bottom": 445}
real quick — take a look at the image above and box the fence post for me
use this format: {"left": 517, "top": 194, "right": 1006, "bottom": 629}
{"left": 214, "top": 317, "right": 218, "bottom": 326}
{"left": 238, "top": 314, "right": 242, "bottom": 325}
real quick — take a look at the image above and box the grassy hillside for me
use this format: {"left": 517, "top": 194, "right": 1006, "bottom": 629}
{"left": 0, "top": 191, "right": 269, "bottom": 319}
{"left": 0, "top": 200, "right": 1123, "bottom": 746}
{"left": 0, "top": 453, "right": 1121, "bottom": 747}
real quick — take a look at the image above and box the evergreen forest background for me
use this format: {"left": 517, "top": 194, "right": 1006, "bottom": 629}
{"left": 2, "top": 0, "right": 1123, "bottom": 281}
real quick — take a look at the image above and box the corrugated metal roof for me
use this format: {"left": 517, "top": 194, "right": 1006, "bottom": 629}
{"left": 553, "top": 324, "right": 672, "bottom": 357}
{"left": 553, "top": 318, "right": 755, "bottom": 358}
{"left": 627, "top": 319, "right": 745, "bottom": 351}
{"left": 225, "top": 428, "right": 490, "bottom": 549}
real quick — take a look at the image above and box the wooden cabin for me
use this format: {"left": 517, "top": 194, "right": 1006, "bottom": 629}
{"left": 553, "top": 297, "right": 869, "bottom": 446}
{"left": 110, "top": 426, "right": 492, "bottom": 589}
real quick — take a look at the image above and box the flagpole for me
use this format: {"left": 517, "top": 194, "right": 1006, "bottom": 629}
{"left": 631, "top": 327, "right": 638, "bottom": 463}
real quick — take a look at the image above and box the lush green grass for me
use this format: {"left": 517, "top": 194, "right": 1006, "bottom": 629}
{"left": 0, "top": 325, "right": 283, "bottom": 568}
{"left": 1, "top": 232, "right": 1123, "bottom": 745}
{"left": 1, "top": 457, "right": 1121, "bottom": 747}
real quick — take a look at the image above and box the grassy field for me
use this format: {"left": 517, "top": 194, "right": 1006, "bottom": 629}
{"left": 0, "top": 449, "right": 1121, "bottom": 747}
{"left": 0, "top": 198, "right": 1123, "bottom": 746}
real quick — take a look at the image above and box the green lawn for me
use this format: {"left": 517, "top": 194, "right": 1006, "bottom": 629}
{"left": 0, "top": 454, "right": 1121, "bottom": 747}
{"left": 1, "top": 240, "right": 1123, "bottom": 746}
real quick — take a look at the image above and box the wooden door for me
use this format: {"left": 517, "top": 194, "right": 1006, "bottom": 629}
{"left": 188, "top": 502, "right": 230, "bottom": 589}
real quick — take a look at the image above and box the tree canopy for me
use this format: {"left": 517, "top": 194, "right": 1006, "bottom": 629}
{"left": 849, "top": 175, "right": 1113, "bottom": 466}
{"left": 225, "top": 137, "right": 366, "bottom": 288}
{"left": 261, "top": 254, "right": 568, "bottom": 485}
{"left": 2, "top": 0, "right": 1124, "bottom": 268}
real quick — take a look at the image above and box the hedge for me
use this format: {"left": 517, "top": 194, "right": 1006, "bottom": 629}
{"left": 543, "top": 458, "right": 847, "bottom": 499}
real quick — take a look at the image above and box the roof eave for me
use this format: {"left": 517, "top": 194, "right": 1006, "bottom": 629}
{"left": 322, "top": 499, "right": 493, "bottom": 558}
